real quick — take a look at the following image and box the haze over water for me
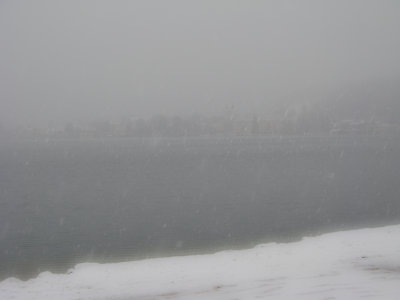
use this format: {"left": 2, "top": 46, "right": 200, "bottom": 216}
{"left": 1, "top": 0, "right": 400, "bottom": 283}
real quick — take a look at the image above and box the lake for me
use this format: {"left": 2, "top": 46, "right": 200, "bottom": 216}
{"left": 1, "top": 135, "right": 400, "bottom": 280}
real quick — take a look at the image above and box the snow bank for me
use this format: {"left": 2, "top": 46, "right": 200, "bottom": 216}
{"left": 1, "top": 225, "right": 400, "bottom": 300}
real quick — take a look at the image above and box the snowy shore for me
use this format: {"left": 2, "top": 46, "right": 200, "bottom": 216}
{"left": 1, "top": 225, "right": 400, "bottom": 300}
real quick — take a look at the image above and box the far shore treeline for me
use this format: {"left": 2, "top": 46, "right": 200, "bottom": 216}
{"left": 11, "top": 109, "right": 400, "bottom": 139}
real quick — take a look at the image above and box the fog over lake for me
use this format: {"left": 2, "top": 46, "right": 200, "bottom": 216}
{"left": 1, "top": 0, "right": 400, "bottom": 283}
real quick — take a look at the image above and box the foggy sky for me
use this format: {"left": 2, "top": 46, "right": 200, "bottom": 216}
{"left": 1, "top": 0, "right": 399, "bottom": 127}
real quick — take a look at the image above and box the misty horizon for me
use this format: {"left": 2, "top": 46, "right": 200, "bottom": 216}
{"left": 1, "top": 0, "right": 400, "bottom": 128}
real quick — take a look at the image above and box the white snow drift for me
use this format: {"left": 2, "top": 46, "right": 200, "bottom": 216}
{"left": 1, "top": 225, "right": 400, "bottom": 300}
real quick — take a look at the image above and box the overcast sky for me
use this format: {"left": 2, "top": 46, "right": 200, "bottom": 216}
{"left": 1, "top": 0, "right": 399, "bottom": 127}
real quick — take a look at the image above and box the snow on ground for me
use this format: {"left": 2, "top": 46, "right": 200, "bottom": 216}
{"left": 1, "top": 225, "right": 400, "bottom": 300}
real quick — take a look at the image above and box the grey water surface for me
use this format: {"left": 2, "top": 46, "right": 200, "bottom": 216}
{"left": 1, "top": 135, "right": 400, "bottom": 280}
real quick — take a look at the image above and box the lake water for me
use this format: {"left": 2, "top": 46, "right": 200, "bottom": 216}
{"left": 1, "top": 135, "right": 400, "bottom": 280}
